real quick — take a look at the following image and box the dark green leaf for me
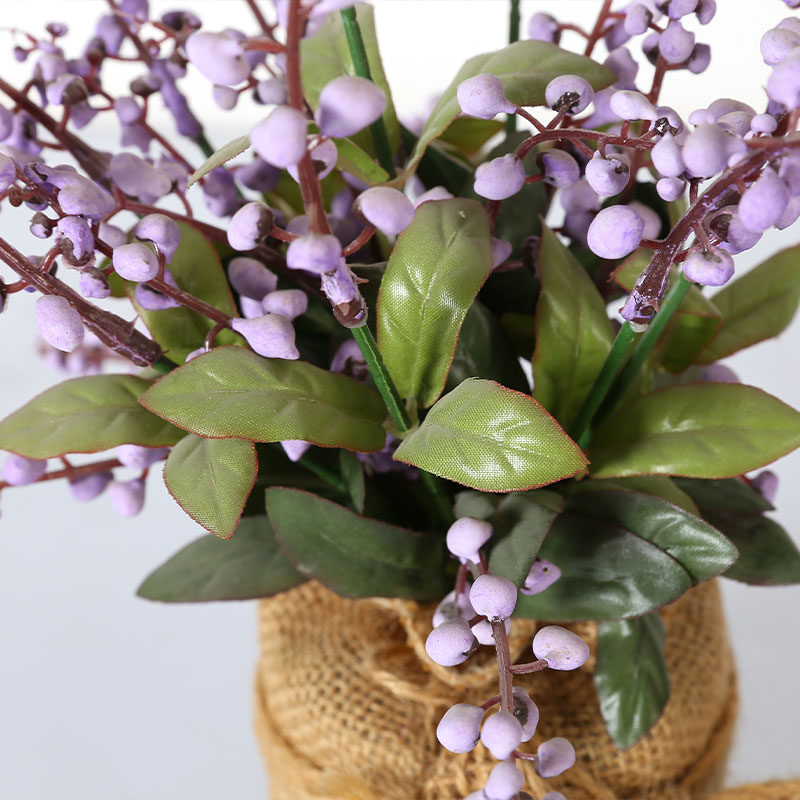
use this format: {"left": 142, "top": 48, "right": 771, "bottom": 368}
{"left": 339, "top": 450, "right": 365, "bottom": 513}
{"left": 453, "top": 490, "right": 498, "bottom": 521}
{"left": 393, "top": 378, "right": 587, "bottom": 492}
{"left": 266, "top": 487, "right": 448, "bottom": 600}
{"left": 164, "top": 435, "right": 257, "bottom": 539}
{"left": 532, "top": 225, "right": 615, "bottom": 430}
{"left": 445, "top": 301, "right": 529, "bottom": 395}
{"left": 698, "top": 245, "right": 800, "bottom": 363}
{"left": 0, "top": 375, "right": 183, "bottom": 458}
{"left": 137, "top": 516, "right": 305, "bottom": 602}
{"left": 500, "top": 312, "right": 537, "bottom": 359}
{"left": 589, "top": 384, "right": 800, "bottom": 479}
{"left": 571, "top": 475, "right": 699, "bottom": 515}
{"left": 377, "top": 199, "right": 493, "bottom": 408}
{"left": 140, "top": 347, "right": 387, "bottom": 452}
{"left": 673, "top": 477, "right": 773, "bottom": 513}
{"left": 595, "top": 614, "right": 670, "bottom": 749}
{"left": 408, "top": 41, "right": 614, "bottom": 173}
{"left": 401, "top": 125, "right": 472, "bottom": 197}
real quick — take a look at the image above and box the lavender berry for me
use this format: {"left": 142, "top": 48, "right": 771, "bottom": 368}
{"left": 457, "top": 74, "right": 516, "bottom": 119}
{"left": 480, "top": 710, "right": 523, "bottom": 760}
{"left": 35, "top": 295, "right": 84, "bottom": 352}
{"left": 436, "top": 703, "right": 484, "bottom": 753}
{"left": 532, "top": 625, "right": 590, "bottom": 670}
{"left": 425, "top": 617, "right": 479, "bottom": 666}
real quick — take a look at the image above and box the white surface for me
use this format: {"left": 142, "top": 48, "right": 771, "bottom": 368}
{"left": 0, "top": 2, "right": 799, "bottom": 798}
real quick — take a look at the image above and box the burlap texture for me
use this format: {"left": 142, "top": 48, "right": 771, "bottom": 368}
{"left": 252, "top": 578, "right": 772, "bottom": 799}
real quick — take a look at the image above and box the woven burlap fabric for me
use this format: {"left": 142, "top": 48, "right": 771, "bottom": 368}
{"left": 253, "top": 578, "right": 758, "bottom": 799}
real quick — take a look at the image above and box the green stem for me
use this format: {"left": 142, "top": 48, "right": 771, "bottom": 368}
{"left": 570, "top": 323, "right": 638, "bottom": 450}
{"left": 340, "top": 8, "right": 396, "bottom": 178}
{"left": 594, "top": 275, "right": 692, "bottom": 428}
{"left": 299, "top": 452, "right": 348, "bottom": 494}
{"left": 196, "top": 134, "right": 215, "bottom": 160}
{"left": 505, "top": 0, "right": 520, "bottom": 135}
{"left": 152, "top": 356, "right": 178, "bottom": 374}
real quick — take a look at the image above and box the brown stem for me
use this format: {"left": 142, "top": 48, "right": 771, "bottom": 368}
{"left": 584, "top": 0, "right": 614, "bottom": 56}
{"left": 509, "top": 659, "right": 549, "bottom": 675}
{"left": 0, "top": 237, "right": 163, "bottom": 366}
{"left": 647, "top": 56, "right": 668, "bottom": 104}
{"left": 342, "top": 225, "right": 376, "bottom": 256}
{"left": 147, "top": 277, "right": 230, "bottom": 324}
{"left": 517, "top": 126, "right": 656, "bottom": 163}
{"left": 492, "top": 620, "right": 514, "bottom": 713}
{"left": 245, "top": 0, "right": 276, "bottom": 37}
{"left": 0, "top": 457, "right": 123, "bottom": 492}
{"left": 106, "top": 0, "right": 152, "bottom": 63}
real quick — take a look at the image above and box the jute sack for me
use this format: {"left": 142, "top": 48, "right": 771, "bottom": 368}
{"left": 253, "top": 579, "right": 768, "bottom": 800}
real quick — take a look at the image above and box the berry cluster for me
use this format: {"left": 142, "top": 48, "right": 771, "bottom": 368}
{"left": 426, "top": 517, "right": 585, "bottom": 800}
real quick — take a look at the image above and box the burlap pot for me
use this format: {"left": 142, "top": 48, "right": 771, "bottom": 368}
{"left": 252, "top": 578, "right": 764, "bottom": 799}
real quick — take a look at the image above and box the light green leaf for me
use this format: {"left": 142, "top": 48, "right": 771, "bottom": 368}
{"left": 0, "top": 375, "right": 183, "bottom": 458}
{"left": 266, "top": 487, "right": 448, "bottom": 600}
{"left": 589, "top": 384, "right": 800, "bottom": 479}
{"left": 140, "top": 347, "right": 387, "bottom": 452}
{"left": 438, "top": 117, "right": 504, "bottom": 155}
{"left": 532, "top": 225, "right": 615, "bottom": 430}
{"left": 407, "top": 41, "right": 614, "bottom": 174}
{"left": 137, "top": 516, "right": 306, "bottom": 602}
{"left": 393, "top": 378, "right": 587, "bottom": 492}
{"left": 334, "top": 137, "right": 389, "bottom": 185}
{"left": 595, "top": 614, "right": 670, "bottom": 749}
{"left": 377, "top": 199, "right": 493, "bottom": 408}
{"left": 164, "top": 435, "right": 257, "bottom": 539}
{"left": 697, "top": 245, "right": 800, "bottom": 363}
{"left": 187, "top": 134, "right": 251, "bottom": 188}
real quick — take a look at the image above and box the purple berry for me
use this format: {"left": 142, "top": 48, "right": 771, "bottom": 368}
{"left": 108, "top": 478, "right": 146, "bottom": 517}
{"left": 658, "top": 20, "right": 695, "bottom": 63}
{"left": 353, "top": 187, "right": 415, "bottom": 236}
{"left": 432, "top": 587, "right": 476, "bottom": 628}
{"left": 110, "top": 152, "right": 172, "bottom": 200}
{"left": 446, "top": 516, "right": 493, "bottom": 563}
{"left": 491, "top": 237, "right": 513, "bottom": 269}
{"left": 687, "top": 43, "right": 712, "bottom": 74}
{"left": 681, "top": 124, "right": 745, "bottom": 178}
{"left": 469, "top": 574, "right": 518, "bottom": 621}
{"left": 545, "top": 75, "right": 593, "bottom": 115}
{"left": 474, "top": 155, "right": 526, "bottom": 200}
{"left": 250, "top": 105, "right": 308, "bottom": 169}
{"left": 652, "top": 132, "right": 685, "bottom": 178}
{"left": 185, "top": 32, "right": 251, "bottom": 86}
{"left": 480, "top": 710, "right": 522, "bottom": 760}
{"left": 69, "top": 470, "right": 113, "bottom": 501}
{"left": 532, "top": 625, "right": 590, "bottom": 670}
{"left": 55, "top": 216, "right": 94, "bottom": 266}
{"left": 512, "top": 686, "right": 540, "bottom": 741}
{"left": 539, "top": 149, "right": 580, "bottom": 188}
{"left": 117, "top": 445, "right": 170, "bottom": 469}
{"left": 79, "top": 268, "right": 111, "bottom": 299}
{"left": 57, "top": 175, "right": 115, "bottom": 220}
{"left": 112, "top": 243, "right": 159, "bottom": 282}
{"left": 528, "top": 12, "right": 559, "bottom": 42}
{"left": 227, "top": 202, "right": 275, "bottom": 252}
{"left": 287, "top": 138, "right": 338, "bottom": 183}
{"left": 587, "top": 205, "right": 645, "bottom": 259}
{"left": 316, "top": 75, "right": 387, "bottom": 138}
{"left": 536, "top": 737, "right": 576, "bottom": 778}
{"left": 415, "top": 186, "right": 455, "bottom": 207}
{"left": 696, "top": 0, "right": 716, "bottom": 23}
{"left": 520, "top": 558, "right": 561, "bottom": 596}
{"left": 761, "top": 27, "right": 800, "bottom": 67}
{"left": 35, "top": 295, "right": 84, "bottom": 352}
{"left": 682, "top": 247, "right": 734, "bottom": 286}
{"left": 624, "top": 4, "right": 652, "bottom": 36}
{"left": 2, "top": 453, "right": 47, "bottom": 486}
{"left": 472, "top": 617, "right": 511, "bottom": 646}
{"left": 657, "top": 176, "right": 685, "bottom": 202}
{"left": 230, "top": 314, "right": 300, "bottom": 360}
{"left": 767, "top": 53, "right": 800, "bottom": 109}
{"left": 261, "top": 289, "right": 308, "bottom": 320}
{"left": 484, "top": 761, "right": 525, "bottom": 800}
{"left": 229, "top": 256, "right": 278, "bottom": 299}
{"left": 605, "top": 47, "right": 639, "bottom": 88}
{"left": 457, "top": 74, "right": 516, "bottom": 120}
{"left": 585, "top": 151, "right": 630, "bottom": 196}
{"left": 751, "top": 113, "right": 778, "bottom": 134}
{"left": 280, "top": 440, "right": 311, "bottom": 462}
{"left": 436, "top": 703, "right": 484, "bottom": 754}
{"left": 425, "top": 617, "right": 479, "bottom": 667}
{"left": 609, "top": 90, "right": 658, "bottom": 121}
{"left": 751, "top": 470, "right": 779, "bottom": 504}
{"left": 135, "top": 214, "right": 181, "bottom": 263}
{"left": 738, "top": 168, "right": 790, "bottom": 232}
{"left": 256, "top": 78, "right": 287, "bottom": 105}
{"left": 286, "top": 233, "right": 342, "bottom": 274}
{"left": 561, "top": 178, "right": 600, "bottom": 213}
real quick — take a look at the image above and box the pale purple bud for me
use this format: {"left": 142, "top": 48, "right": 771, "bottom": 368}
{"left": 433, "top": 587, "right": 476, "bottom": 628}
{"left": 484, "top": 761, "right": 525, "bottom": 800}
{"left": 250, "top": 105, "right": 308, "bottom": 168}
{"left": 414, "top": 186, "right": 454, "bottom": 207}
{"left": 474, "top": 154, "right": 526, "bottom": 200}
{"left": 425, "top": 617, "right": 479, "bottom": 666}
{"left": 533, "top": 625, "right": 590, "bottom": 670}
{"left": 561, "top": 177, "right": 600, "bottom": 212}
{"left": 564, "top": 211, "right": 595, "bottom": 247}
{"left": 528, "top": 12, "right": 559, "bottom": 42}
{"left": 135, "top": 269, "right": 180, "bottom": 310}
{"left": 237, "top": 158, "right": 280, "bottom": 192}
{"left": 606, "top": 20, "right": 633, "bottom": 51}
{"left": 767, "top": 53, "right": 800, "bottom": 109}
{"left": 353, "top": 186, "right": 415, "bottom": 236}
{"left": 540, "top": 149, "right": 580, "bottom": 188}
{"left": 629, "top": 201, "right": 661, "bottom": 239}
{"left": 55, "top": 216, "right": 94, "bottom": 266}
{"left": 446, "top": 516, "right": 493, "bottom": 562}
{"left": 751, "top": 470, "right": 779, "bottom": 504}
{"left": 117, "top": 444, "right": 169, "bottom": 469}
{"left": 229, "top": 256, "right": 278, "bottom": 299}
{"left": 0, "top": 152, "right": 16, "bottom": 193}
{"left": 256, "top": 78, "right": 287, "bottom": 105}
{"left": 212, "top": 85, "right": 238, "bottom": 111}
{"left": 605, "top": 47, "right": 638, "bottom": 88}
{"left": 69, "top": 470, "right": 113, "bottom": 501}
{"left": 58, "top": 175, "right": 115, "bottom": 220}
{"left": 710, "top": 207, "right": 762, "bottom": 255}
{"left": 700, "top": 363, "right": 739, "bottom": 383}
{"left": 738, "top": 168, "right": 790, "bottom": 232}
{"left": 696, "top": 0, "right": 716, "bottom": 23}
{"left": 230, "top": 314, "right": 300, "bottom": 359}
{"left": 545, "top": 75, "right": 593, "bottom": 114}
{"left": 108, "top": 478, "right": 146, "bottom": 517}
{"left": 45, "top": 75, "right": 88, "bottom": 107}
{"left": 668, "top": 0, "right": 698, "bottom": 15}
{"left": 717, "top": 110, "right": 755, "bottom": 138}
{"left": 110, "top": 152, "right": 172, "bottom": 199}
{"left": 37, "top": 52, "right": 68, "bottom": 83}
{"left": 778, "top": 17, "right": 800, "bottom": 34}
{"left": 761, "top": 27, "right": 800, "bottom": 67}
{"left": 240, "top": 296, "right": 265, "bottom": 319}
{"left": 227, "top": 202, "right": 275, "bottom": 251}
{"left": 457, "top": 74, "right": 516, "bottom": 120}
{"left": 687, "top": 44, "right": 711, "bottom": 74}
{"left": 480, "top": 711, "right": 523, "bottom": 760}
{"left": 624, "top": 4, "right": 652, "bottom": 36}
{"left": 261, "top": 289, "right": 308, "bottom": 320}
{"left": 688, "top": 108, "right": 715, "bottom": 126}
{"left": 203, "top": 166, "right": 241, "bottom": 218}
{"left": 134, "top": 214, "right": 181, "bottom": 263}
{"left": 657, "top": 176, "right": 686, "bottom": 201}
{"left": 469, "top": 574, "right": 517, "bottom": 621}
{"left": 288, "top": 138, "right": 338, "bottom": 182}
{"left": 99, "top": 222, "right": 127, "bottom": 249}
{"left": 610, "top": 90, "right": 658, "bottom": 121}
{"left": 658, "top": 20, "right": 695, "bottom": 63}
{"left": 585, "top": 151, "right": 630, "bottom": 196}
{"left": 751, "top": 113, "right": 778, "bottom": 134}
{"left": 521, "top": 558, "right": 561, "bottom": 596}
{"left": 473, "top": 617, "right": 511, "bottom": 645}
{"left": 330, "top": 339, "right": 367, "bottom": 377}
{"left": 321, "top": 261, "right": 365, "bottom": 325}
{"left": 79, "top": 268, "right": 111, "bottom": 299}
{"left": 682, "top": 247, "right": 734, "bottom": 286}
{"left": 587, "top": 205, "right": 645, "bottom": 258}
{"left": 652, "top": 132, "right": 685, "bottom": 177}
{"left": 279, "top": 440, "right": 311, "bottom": 462}
{"left": 35, "top": 295, "right": 84, "bottom": 352}
{"left": 537, "top": 737, "right": 576, "bottom": 778}
{"left": 286, "top": 233, "right": 342, "bottom": 274}
{"left": 316, "top": 75, "right": 387, "bottom": 137}
{"left": 115, "top": 96, "right": 142, "bottom": 124}
{"left": 437, "top": 703, "right": 484, "bottom": 754}
{"left": 185, "top": 32, "right": 251, "bottom": 86}
{"left": 491, "top": 237, "right": 513, "bottom": 269}
{"left": 113, "top": 243, "right": 159, "bottom": 281}
{"left": 682, "top": 124, "right": 746, "bottom": 178}
{"left": 2, "top": 453, "right": 47, "bottom": 486}
{"left": 513, "top": 686, "right": 540, "bottom": 741}
{"left": 708, "top": 98, "right": 756, "bottom": 120}
{"left": 775, "top": 193, "right": 800, "bottom": 229}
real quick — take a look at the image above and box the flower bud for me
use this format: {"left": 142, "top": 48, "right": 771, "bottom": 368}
{"left": 185, "top": 32, "right": 251, "bottom": 86}
{"left": 316, "top": 75, "right": 387, "bottom": 137}
{"left": 436, "top": 703, "right": 484, "bottom": 754}
{"left": 537, "top": 737, "right": 576, "bottom": 778}
{"left": 586, "top": 205, "right": 645, "bottom": 259}
{"left": 532, "top": 625, "right": 590, "bottom": 670}
{"left": 539, "top": 149, "right": 580, "bottom": 188}
{"left": 480, "top": 710, "right": 522, "bottom": 760}
{"left": 545, "top": 75, "right": 593, "bottom": 114}
{"left": 353, "top": 187, "right": 415, "bottom": 236}
{"left": 286, "top": 233, "right": 342, "bottom": 274}
{"left": 456, "top": 73, "right": 516, "bottom": 120}
{"left": 250, "top": 105, "right": 308, "bottom": 168}
{"left": 55, "top": 216, "right": 94, "bottom": 266}
{"left": 512, "top": 686, "right": 540, "bottom": 741}
{"left": 113, "top": 242, "right": 160, "bottom": 281}
{"left": 658, "top": 20, "right": 695, "bottom": 64}
{"left": 469, "top": 574, "right": 518, "bottom": 621}
{"left": 2, "top": 453, "right": 47, "bottom": 486}
{"left": 425, "top": 617, "right": 479, "bottom": 666}
{"left": 446, "top": 516, "right": 493, "bottom": 563}
{"left": 610, "top": 90, "right": 658, "bottom": 121}
{"left": 69, "top": 470, "right": 113, "bottom": 501}
{"left": 79, "top": 268, "right": 111, "bottom": 299}
{"left": 738, "top": 168, "right": 790, "bottom": 232}
{"left": 230, "top": 314, "right": 300, "bottom": 359}
{"left": 585, "top": 151, "right": 630, "bottom": 196}
{"left": 484, "top": 760, "right": 525, "bottom": 800}
{"left": 227, "top": 202, "right": 274, "bottom": 251}
{"left": 108, "top": 478, "right": 146, "bottom": 517}
{"left": 117, "top": 445, "right": 170, "bottom": 469}
{"left": 229, "top": 256, "right": 278, "bottom": 300}
{"left": 520, "top": 558, "right": 561, "bottom": 596}
{"left": 35, "top": 295, "right": 84, "bottom": 352}
{"left": 135, "top": 214, "right": 181, "bottom": 263}
{"left": 261, "top": 289, "right": 308, "bottom": 320}
{"left": 682, "top": 247, "right": 734, "bottom": 286}
{"left": 474, "top": 154, "right": 525, "bottom": 200}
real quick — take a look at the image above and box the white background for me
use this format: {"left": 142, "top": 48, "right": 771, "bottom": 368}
{"left": 1, "top": 1, "right": 799, "bottom": 798}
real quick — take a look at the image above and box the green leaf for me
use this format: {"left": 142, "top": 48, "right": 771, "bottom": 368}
{"left": 500, "top": 312, "right": 537, "bottom": 359}
{"left": 301, "top": 3, "right": 399, "bottom": 154}
{"left": 673, "top": 477, "right": 773, "bottom": 513}
{"left": 187, "top": 134, "right": 251, "bottom": 188}
{"left": 438, "top": 117, "right": 504, "bottom": 155}
{"left": 704, "top": 510, "right": 800, "bottom": 585}
{"left": 514, "top": 508, "right": 692, "bottom": 621}
{"left": 589, "top": 384, "right": 800, "bottom": 479}
{"left": 339, "top": 450, "right": 365, "bottom": 513}
{"left": 0, "top": 375, "right": 183, "bottom": 458}
{"left": 571, "top": 475, "right": 699, "bottom": 515}
{"left": 595, "top": 614, "right": 670, "bottom": 749}
{"left": 130, "top": 222, "right": 242, "bottom": 363}
{"left": 266, "top": 487, "right": 449, "bottom": 600}
{"left": 137, "top": 516, "right": 306, "bottom": 602}
{"left": 445, "top": 302, "right": 529, "bottom": 395}
{"left": 140, "top": 347, "right": 387, "bottom": 452}
{"left": 393, "top": 378, "right": 587, "bottom": 492}
{"left": 163, "top": 435, "right": 257, "bottom": 539}
{"left": 697, "top": 245, "right": 800, "bottom": 363}
{"left": 532, "top": 225, "right": 615, "bottom": 430}
{"left": 407, "top": 41, "right": 614, "bottom": 174}
{"left": 333, "top": 137, "right": 390, "bottom": 185}
{"left": 377, "top": 198, "right": 493, "bottom": 408}
{"left": 612, "top": 248, "right": 650, "bottom": 292}
{"left": 657, "top": 287, "right": 722, "bottom": 373}
{"left": 565, "top": 491, "right": 738, "bottom": 583}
